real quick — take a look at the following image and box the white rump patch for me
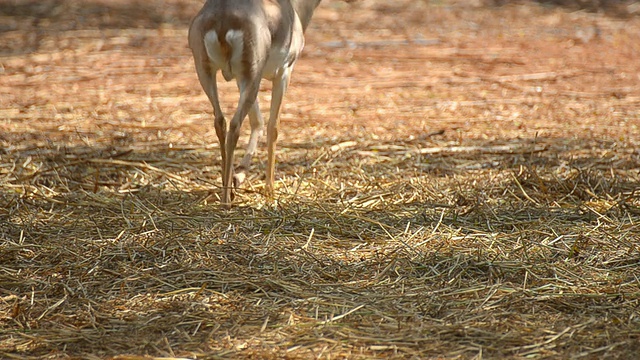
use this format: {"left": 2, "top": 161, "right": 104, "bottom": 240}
{"left": 204, "top": 29, "right": 244, "bottom": 81}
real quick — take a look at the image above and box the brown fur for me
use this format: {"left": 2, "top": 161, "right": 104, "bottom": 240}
{"left": 189, "top": 0, "right": 321, "bottom": 206}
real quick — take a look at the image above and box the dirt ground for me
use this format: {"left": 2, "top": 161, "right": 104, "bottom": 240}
{"left": 1, "top": 0, "right": 640, "bottom": 359}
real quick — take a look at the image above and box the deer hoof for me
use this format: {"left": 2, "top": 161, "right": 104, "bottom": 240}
{"left": 233, "top": 171, "right": 246, "bottom": 189}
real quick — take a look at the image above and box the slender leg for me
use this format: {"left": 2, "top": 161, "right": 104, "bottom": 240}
{"left": 208, "top": 81, "right": 228, "bottom": 188}
{"left": 234, "top": 101, "right": 263, "bottom": 187}
{"left": 192, "top": 61, "right": 231, "bottom": 196}
{"left": 222, "top": 77, "right": 261, "bottom": 205}
{"left": 265, "top": 66, "right": 293, "bottom": 196}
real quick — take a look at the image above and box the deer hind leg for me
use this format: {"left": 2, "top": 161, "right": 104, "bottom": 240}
{"left": 234, "top": 101, "right": 263, "bottom": 188}
{"left": 191, "top": 56, "right": 231, "bottom": 198}
{"left": 265, "top": 65, "right": 293, "bottom": 197}
{"left": 222, "top": 74, "right": 262, "bottom": 205}
{"left": 208, "top": 80, "right": 229, "bottom": 191}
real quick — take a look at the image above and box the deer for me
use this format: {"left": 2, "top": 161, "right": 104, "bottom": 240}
{"left": 188, "top": 0, "right": 322, "bottom": 206}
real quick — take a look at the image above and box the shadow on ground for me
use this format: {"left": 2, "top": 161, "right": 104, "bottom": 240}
{"left": 1, "top": 138, "right": 639, "bottom": 357}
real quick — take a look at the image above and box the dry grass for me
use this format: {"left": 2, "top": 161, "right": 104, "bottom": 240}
{"left": 2, "top": 0, "right": 640, "bottom": 359}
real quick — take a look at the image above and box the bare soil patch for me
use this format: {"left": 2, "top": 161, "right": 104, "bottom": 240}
{"left": 1, "top": 0, "right": 640, "bottom": 358}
